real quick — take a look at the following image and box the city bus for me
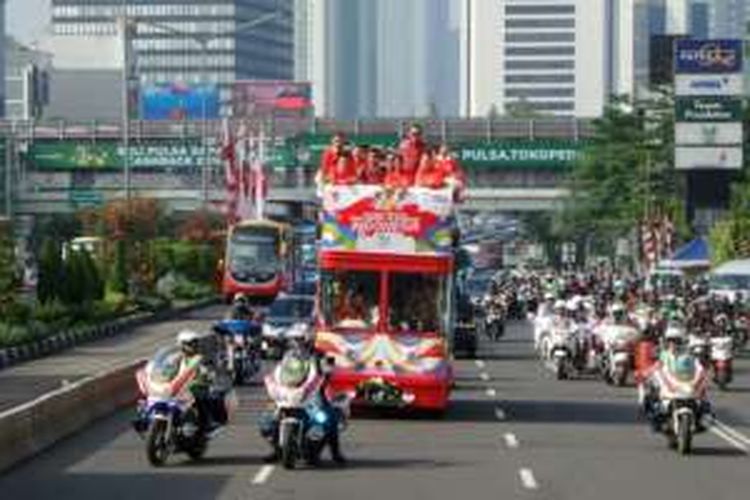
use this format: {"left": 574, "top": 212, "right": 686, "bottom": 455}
{"left": 314, "top": 185, "right": 459, "bottom": 411}
{"left": 221, "top": 219, "right": 291, "bottom": 301}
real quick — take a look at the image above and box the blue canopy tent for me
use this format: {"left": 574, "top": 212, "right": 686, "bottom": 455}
{"left": 661, "top": 238, "right": 711, "bottom": 269}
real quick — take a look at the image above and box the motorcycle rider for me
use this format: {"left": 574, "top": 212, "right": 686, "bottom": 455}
{"left": 176, "top": 330, "right": 227, "bottom": 434}
{"left": 262, "top": 349, "right": 347, "bottom": 465}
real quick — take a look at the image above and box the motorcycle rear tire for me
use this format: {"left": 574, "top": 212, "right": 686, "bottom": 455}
{"left": 146, "top": 420, "right": 170, "bottom": 467}
{"left": 555, "top": 361, "right": 566, "bottom": 381}
{"left": 677, "top": 414, "right": 692, "bottom": 455}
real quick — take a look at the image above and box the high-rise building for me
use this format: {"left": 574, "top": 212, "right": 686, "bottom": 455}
{"left": 461, "top": 0, "right": 609, "bottom": 118}
{"left": 307, "top": 0, "right": 459, "bottom": 119}
{"left": 50, "top": 0, "right": 294, "bottom": 113}
{"left": 5, "top": 38, "right": 52, "bottom": 120}
{"left": 709, "top": 0, "right": 748, "bottom": 38}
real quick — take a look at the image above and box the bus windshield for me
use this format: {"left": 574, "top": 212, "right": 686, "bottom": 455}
{"left": 320, "top": 270, "right": 380, "bottom": 330}
{"left": 710, "top": 274, "right": 750, "bottom": 291}
{"left": 389, "top": 273, "right": 448, "bottom": 335}
{"left": 229, "top": 228, "right": 279, "bottom": 275}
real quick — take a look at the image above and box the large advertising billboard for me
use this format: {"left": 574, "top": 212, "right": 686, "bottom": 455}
{"left": 140, "top": 83, "right": 220, "bottom": 120}
{"left": 674, "top": 39, "right": 743, "bottom": 74}
{"left": 231, "top": 81, "right": 313, "bottom": 117}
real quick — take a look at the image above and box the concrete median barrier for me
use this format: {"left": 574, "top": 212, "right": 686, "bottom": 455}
{"left": 0, "top": 359, "right": 145, "bottom": 474}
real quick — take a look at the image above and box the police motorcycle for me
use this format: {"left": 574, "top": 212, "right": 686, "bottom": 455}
{"left": 708, "top": 314, "right": 734, "bottom": 391}
{"left": 213, "top": 318, "right": 262, "bottom": 386}
{"left": 133, "top": 331, "right": 237, "bottom": 466}
{"left": 639, "top": 326, "right": 712, "bottom": 455}
{"left": 599, "top": 304, "right": 640, "bottom": 387}
{"left": 542, "top": 301, "right": 580, "bottom": 380}
{"left": 260, "top": 350, "right": 352, "bottom": 469}
{"left": 482, "top": 292, "right": 507, "bottom": 341}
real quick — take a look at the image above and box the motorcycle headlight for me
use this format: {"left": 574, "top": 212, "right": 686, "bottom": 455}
{"left": 312, "top": 409, "right": 328, "bottom": 425}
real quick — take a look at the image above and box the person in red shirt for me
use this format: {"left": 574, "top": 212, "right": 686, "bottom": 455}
{"left": 398, "top": 124, "right": 426, "bottom": 176}
{"left": 331, "top": 153, "right": 358, "bottom": 185}
{"left": 319, "top": 132, "right": 347, "bottom": 183}
{"left": 361, "top": 148, "right": 385, "bottom": 184}
{"left": 435, "top": 144, "right": 466, "bottom": 193}
{"left": 352, "top": 145, "right": 369, "bottom": 183}
{"left": 416, "top": 148, "right": 447, "bottom": 189}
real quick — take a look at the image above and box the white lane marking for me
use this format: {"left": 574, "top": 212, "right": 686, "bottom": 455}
{"left": 485, "top": 388, "right": 497, "bottom": 398}
{"left": 519, "top": 468, "right": 539, "bottom": 490}
{"left": 713, "top": 419, "right": 750, "bottom": 446}
{"left": 495, "top": 407, "right": 506, "bottom": 420}
{"left": 252, "top": 465, "right": 275, "bottom": 485}
{"left": 710, "top": 427, "right": 749, "bottom": 453}
{"left": 504, "top": 433, "right": 519, "bottom": 449}
{"left": 480, "top": 372, "right": 490, "bottom": 381}
{"left": 475, "top": 360, "right": 485, "bottom": 369}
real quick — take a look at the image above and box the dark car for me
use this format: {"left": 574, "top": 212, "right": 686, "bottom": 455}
{"left": 261, "top": 295, "right": 316, "bottom": 359}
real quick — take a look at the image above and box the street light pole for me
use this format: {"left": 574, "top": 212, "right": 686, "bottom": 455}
{"left": 118, "top": 14, "right": 132, "bottom": 203}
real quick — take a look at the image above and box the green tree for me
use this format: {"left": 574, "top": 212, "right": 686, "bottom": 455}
{"left": 560, "top": 93, "right": 680, "bottom": 261}
{"left": 79, "top": 249, "right": 104, "bottom": 302}
{"left": 37, "top": 239, "right": 63, "bottom": 304}
{"left": 0, "top": 225, "right": 18, "bottom": 307}
{"left": 111, "top": 240, "right": 129, "bottom": 295}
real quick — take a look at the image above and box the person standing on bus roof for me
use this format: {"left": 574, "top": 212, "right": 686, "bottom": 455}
{"left": 352, "top": 145, "right": 370, "bottom": 183}
{"left": 331, "top": 153, "right": 358, "bottom": 185}
{"left": 399, "top": 124, "right": 426, "bottom": 175}
{"left": 416, "top": 147, "right": 446, "bottom": 189}
{"left": 319, "top": 132, "right": 348, "bottom": 183}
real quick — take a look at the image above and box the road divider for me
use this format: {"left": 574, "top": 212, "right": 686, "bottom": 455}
{"left": 0, "top": 358, "right": 145, "bottom": 473}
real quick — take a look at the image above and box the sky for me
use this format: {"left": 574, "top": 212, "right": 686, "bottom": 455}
{"left": 7, "top": 0, "right": 51, "bottom": 46}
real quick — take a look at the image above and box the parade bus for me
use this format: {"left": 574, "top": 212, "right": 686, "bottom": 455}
{"left": 221, "top": 219, "right": 291, "bottom": 301}
{"left": 314, "top": 185, "right": 459, "bottom": 411}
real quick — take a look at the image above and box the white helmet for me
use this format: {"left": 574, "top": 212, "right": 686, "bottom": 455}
{"left": 177, "top": 329, "right": 201, "bottom": 349}
{"left": 664, "top": 325, "right": 686, "bottom": 342}
{"left": 544, "top": 292, "right": 555, "bottom": 301}
{"left": 554, "top": 300, "right": 566, "bottom": 311}
{"left": 609, "top": 303, "right": 625, "bottom": 315}
{"left": 566, "top": 300, "right": 578, "bottom": 313}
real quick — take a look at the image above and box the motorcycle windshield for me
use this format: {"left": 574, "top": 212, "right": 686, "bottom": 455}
{"left": 147, "top": 347, "right": 183, "bottom": 385}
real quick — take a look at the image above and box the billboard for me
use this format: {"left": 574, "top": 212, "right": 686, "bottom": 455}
{"left": 270, "top": 134, "right": 585, "bottom": 170}
{"left": 675, "top": 147, "right": 743, "bottom": 170}
{"left": 232, "top": 81, "right": 313, "bottom": 117}
{"left": 674, "top": 74, "right": 744, "bottom": 95}
{"left": 674, "top": 39, "right": 743, "bottom": 74}
{"left": 23, "top": 141, "right": 219, "bottom": 170}
{"left": 140, "top": 83, "right": 220, "bottom": 120}
{"left": 675, "top": 97, "right": 743, "bottom": 122}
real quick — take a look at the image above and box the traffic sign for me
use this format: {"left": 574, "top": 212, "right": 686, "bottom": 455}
{"left": 675, "top": 97, "right": 743, "bottom": 122}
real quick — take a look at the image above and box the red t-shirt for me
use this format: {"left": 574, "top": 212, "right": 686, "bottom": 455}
{"left": 399, "top": 138, "right": 425, "bottom": 174}
{"left": 331, "top": 157, "right": 358, "bottom": 185}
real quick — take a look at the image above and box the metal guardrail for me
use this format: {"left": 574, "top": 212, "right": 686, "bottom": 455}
{"left": 0, "top": 117, "right": 595, "bottom": 142}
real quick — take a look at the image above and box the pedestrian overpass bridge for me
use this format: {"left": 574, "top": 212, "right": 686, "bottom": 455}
{"left": 1, "top": 118, "right": 590, "bottom": 217}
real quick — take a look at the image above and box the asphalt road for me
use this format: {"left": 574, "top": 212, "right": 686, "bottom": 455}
{"left": 2, "top": 320, "right": 750, "bottom": 500}
{"left": 0, "top": 305, "right": 227, "bottom": 412}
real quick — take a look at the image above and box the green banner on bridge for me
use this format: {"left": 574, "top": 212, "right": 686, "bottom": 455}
{"left": 23, "top": 140, "right": 218, "bottom": 170}
{"left": 269, "top": 133, "right": 585, "bottom": 170}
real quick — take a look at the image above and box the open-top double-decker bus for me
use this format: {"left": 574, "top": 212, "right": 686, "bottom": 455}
{"left": 314, "top": 185, "right": 459, "bottom": 411}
